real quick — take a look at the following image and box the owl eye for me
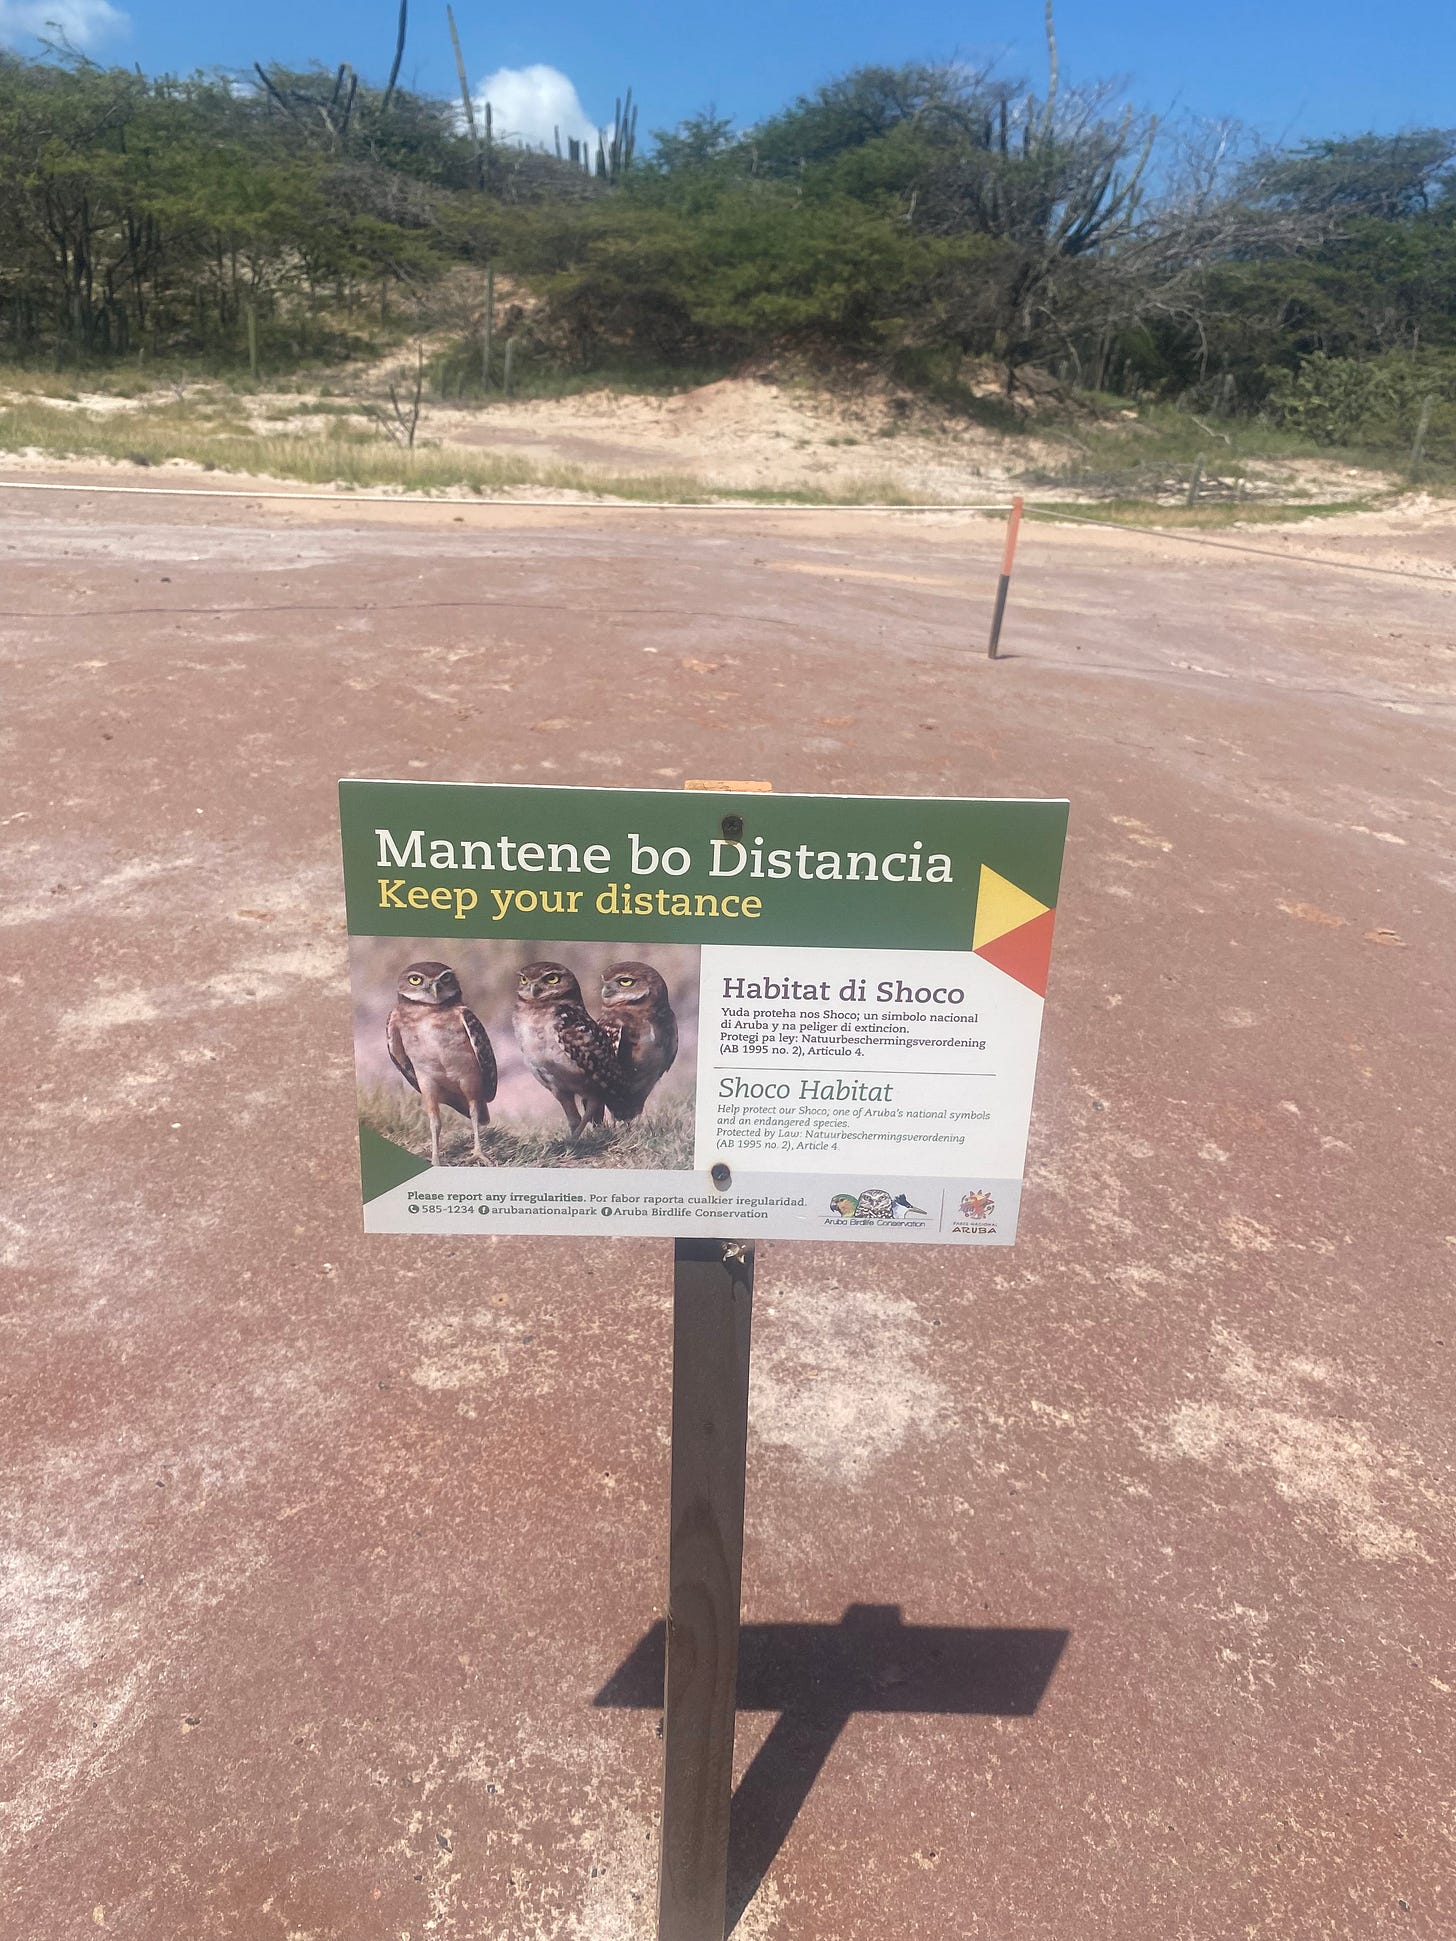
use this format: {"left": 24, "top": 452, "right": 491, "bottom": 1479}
{"left": 546, "top": 972, "right": 560, "bottom": 984}
{"left": 617, "top": 976, "right": 635, "bottom": 987}
{"left": 408, "top": 974, "right": 423, "bottom": 984}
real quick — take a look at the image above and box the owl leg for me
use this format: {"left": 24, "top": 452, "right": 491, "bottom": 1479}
{"left": 468, "top": 1099, "right": 486, "bottom": 1163}
{"left": 580, "top": 1094, "right": 605, "bottom": 1128}
{"left": 550, "top": 1085, "right": 583, "bottom": 1137}
{"left": 425, "top": 1102, "right": 442, "bottom": 1168}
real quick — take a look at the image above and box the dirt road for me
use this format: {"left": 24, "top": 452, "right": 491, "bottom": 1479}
{"left": 3, "top": 480, "right": 1453, "bottom": 1939}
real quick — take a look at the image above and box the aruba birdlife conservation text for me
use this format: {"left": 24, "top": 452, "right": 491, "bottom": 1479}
{"left": 341, "top": 779, "right": 1067, "bottom": 1246}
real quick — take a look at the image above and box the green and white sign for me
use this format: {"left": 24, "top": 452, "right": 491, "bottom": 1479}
{"left": 340, "top": 781, "right": 1068, "bottom": 1244}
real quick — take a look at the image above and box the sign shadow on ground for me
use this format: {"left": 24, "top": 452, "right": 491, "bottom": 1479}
{"left": 595, "top": 1602, "right": 1069, "bottom": 1932}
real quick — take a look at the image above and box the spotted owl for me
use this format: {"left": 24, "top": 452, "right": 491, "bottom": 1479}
{"left": 513, "top": 961, "right": 625, "bottom": 1136}
{"left": 597, "top": 962, "right": 678, "bottom": 1122}
{"left": 387, "top": 960, "right": 497, "bottom": 1167}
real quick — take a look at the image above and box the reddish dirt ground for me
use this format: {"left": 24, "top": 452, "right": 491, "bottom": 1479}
{"left": 2, "top": 480, "right": 1453, "bottom": 1941}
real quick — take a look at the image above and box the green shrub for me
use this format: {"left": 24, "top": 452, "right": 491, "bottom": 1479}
{"left": 1263, "top": 350, "right": 1456, "bottom": 452}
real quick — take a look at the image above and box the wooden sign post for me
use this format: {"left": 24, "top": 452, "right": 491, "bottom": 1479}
{"left": 658, "top": 777, "right": 773, "bottom": 1941}
{"left": 659, "top": 1238, "right": 755, "bottom": 1941}
{"left": 338, "top": 774, "right": 1069, "bottom": 1940}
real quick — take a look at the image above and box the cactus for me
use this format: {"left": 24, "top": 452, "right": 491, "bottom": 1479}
{"left": 446, "top": 4, "right": 485, "bottom": 189}
{"left": 599, "top": 86, "right": 637, "bottom": 181}
{"left": 383, "top": 0, "right": 407, "bottom": 111}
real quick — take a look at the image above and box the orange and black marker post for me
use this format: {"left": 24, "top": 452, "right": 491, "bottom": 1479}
{"left": 987, "top": 493, "right": 1024, "bottom": 659}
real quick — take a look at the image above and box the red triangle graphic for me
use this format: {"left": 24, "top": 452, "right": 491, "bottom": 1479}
{"left": 975, "top": 906, "right": 1056, "bottom": 997}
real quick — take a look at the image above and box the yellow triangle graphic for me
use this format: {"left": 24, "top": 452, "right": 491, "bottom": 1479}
{"left": 973, "top": 865, "right": 1050, "bottom": 952}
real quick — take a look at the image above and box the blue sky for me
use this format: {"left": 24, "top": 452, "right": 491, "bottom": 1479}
{"left": 7, "top": 0, "right": 1452, "bottom": 150}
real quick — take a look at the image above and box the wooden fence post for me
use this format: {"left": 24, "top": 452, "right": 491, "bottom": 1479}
{"left": 482, "top": 264, "right": 495, "bottom": 393}
{"left": 1410, "top": 394, "right": 1435, "bottom": 478}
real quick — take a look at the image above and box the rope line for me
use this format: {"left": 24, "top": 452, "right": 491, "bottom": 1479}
{"left": 1023, "top": 503, "right": 1455, "bottom": 585}
{"left": 0, "top": 477, "right": 1012, "bottom": 513}
{"left": 1, "top": 474, "right": 1447, "bottom": 585}
{"left": 0, "top": 596, "right": 824, "bottom": 630}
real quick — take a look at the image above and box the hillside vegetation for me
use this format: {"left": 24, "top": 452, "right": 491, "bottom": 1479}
{"left": 2, "top": 21, "right": 1454, "bottom": 485}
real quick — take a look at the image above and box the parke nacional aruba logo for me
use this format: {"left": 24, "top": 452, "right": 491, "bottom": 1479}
{"left": 827, "top": 1188, "right": 929, "bottom": 1227}
{"left": 952, "top": 1188, "right": 997, "bottom": 1235}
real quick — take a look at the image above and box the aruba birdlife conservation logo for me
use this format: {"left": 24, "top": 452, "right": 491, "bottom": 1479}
{"left": 951, "top": 1189, "right": 998, "bottom": 1236}
{"left": 827, "top": 1188, "right": 931, "bottom": 1229}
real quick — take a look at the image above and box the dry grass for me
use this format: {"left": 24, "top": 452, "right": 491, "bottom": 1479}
{"left": 1029, "top": 495, "right": 1392, "bottom": 530}
{"left": 1019, "top": 399, "right": 1448, "bottom": 503}
{"left": 0, "top": 382, "right": 1423, "bottom": 517}
{"left": 359, "top": 1084, "right": 696, "bottom": 1170}
{"left": 0, "top": 397, "right": 937, "bottom": 506}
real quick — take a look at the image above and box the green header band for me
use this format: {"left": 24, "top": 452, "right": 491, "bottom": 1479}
{"left": 339, "top": 780, "right": 1068, "bottom": 952}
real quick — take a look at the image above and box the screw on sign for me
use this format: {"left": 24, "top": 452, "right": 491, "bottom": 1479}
{"left": 337, "top": 772, "right": 1068, "bottom": 1938}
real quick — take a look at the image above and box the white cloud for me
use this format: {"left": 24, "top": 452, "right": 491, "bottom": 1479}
{"left": 0, "top": 0, "right": 128, "bottom": 48}
{"left": 472, "top": 63, "right": 603, "bottom": 153}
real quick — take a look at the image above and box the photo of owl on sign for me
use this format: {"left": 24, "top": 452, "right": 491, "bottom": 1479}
{"left": 352, "top": 935, "right": 699, "bottom": 1169}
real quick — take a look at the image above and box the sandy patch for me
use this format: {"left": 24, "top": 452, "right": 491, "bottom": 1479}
{"left": 1144, "top": 1328, "right": 1432, "bottom": 1562}
{"left": 750, "top": 1276, "right": 953, "bottom": 1484}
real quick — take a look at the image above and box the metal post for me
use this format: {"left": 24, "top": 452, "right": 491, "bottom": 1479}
{"left": 658, "top": 1239, "right": 755, "bottom": 1941}
{"left": 987, "top": 493, "right": 1024, "bottom": 659}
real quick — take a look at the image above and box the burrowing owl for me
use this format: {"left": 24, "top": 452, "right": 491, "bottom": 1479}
{"left": 513, "top": 962, "right": 624, "bottom": 1137}
{"left": 851, "top": 1187, "right": 894, "bottom": 1221}
{"left": 598, "top": 962, "right": 678, "bottom": 1121}
{"left": 387, "top": 960, "right": 497, "bottom": 1167}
